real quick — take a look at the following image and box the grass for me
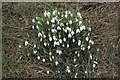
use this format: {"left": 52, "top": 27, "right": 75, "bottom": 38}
{"left": 2, "top": 2, "right": 119, "bottom": 78}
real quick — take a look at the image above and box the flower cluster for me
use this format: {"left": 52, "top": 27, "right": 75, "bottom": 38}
{"left": 21, "top": 9, "right": 95, "bottom": 78}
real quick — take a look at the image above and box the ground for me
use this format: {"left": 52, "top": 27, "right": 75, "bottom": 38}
{"left": 2, "top": 2, "right": 119, "bottom": 78}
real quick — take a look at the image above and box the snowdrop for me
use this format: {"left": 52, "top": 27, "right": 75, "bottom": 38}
{"left": 88, "top": 45, "right": 90, "bottom": 49}
{"left": 63, "top": 38, "right": 66, "bottom": 42}
{"left": 53, "top": 10, "right": 57, "bottom": 15}
{"left": 49, "top": 37, "right": 52, "bottom": 41}
{"left": 60, "top": 23, "right": 64, "bottom": 26}
{"left": 34, "top": 44, "right": 36, "bottom": 48}
{"left": 51, "top": 18, "right": 55, "bottom": 23}
{"left": 79, "top": 21, "right": 82, "bottom": 25}
{"left": 47, "top": 71, "right": 50, "bottom": 74}
{"left": 19, "top": 45, "right": 21, "bottom": 48}
{"left": 37, "top": 56, "right": 40, "bottom": 60}
{"left": 76, "top": 29, "right": 80, "bottom": 33}
{"left": 25, "top": 41, "right": 29, "bottom": 46}
{"left": 53, "top": 36, "right": 57, "bottom": 40}
{"left": 77, "top": 54, "right": 80, "bottom": 57}
{"left": 78, "top": 40, "right": 81, "bottom": 46}
{"left": 59, "top": 39, "right": 62, "bottom": 43}
{"left": 42, "top": 58, "right": 45, "bottom": 62}
{"left": 68, "top": 33, "right": 72, "bottom": 38}
{"left": 69, "top": 20, "right": 72, "bottom": 24}
{"left": 44, "top": 11, "right": 47, "bottom": 17}
{"left": 88, "top": 27, "right": 91, "bottom": 31}
{"left": 32, "top": 25, "right": 34, "bottom": 29}
{"left": 32, "top": 19, "right": 35, "bottom": 23}
{"left": 55, "top": 61, "right": 59, "bottom": 66}
{"left": 58, "top": 50, "right": 62, "bottom": 55}
{"left": 72, "top": 38, "right": 75, "bottom": 42}
{"left": 75, "top": 18, "right": 78, "bottom": 22}
{"left": 71, "top": 31, "right": 75, "bottom": 36}
{"left": 75, "top": 73, "right": 78, "bottom": 78}
{"left": 67, "top": 44, "right": 69, "bottom": 47}
{"left": 43, "top": 34, "right": 46, "bottom": 38}
{"left": 38, "top": 32, "right": 42, "bottom": 38}
{"left": 46, "top": 21, "right": 49, "bottom": 25}
{"left": 49, "top": 52, "right": 52, "bottom": 55}
{"left": 77, "top": 12, "right": 82, "bottom": 18}
{"left": 85, "top": 37, "right": 89, "bottom": 41}
{"left": 57, "top": 26, "right": 61, "bottom": 30}
{"left": 36, "top": 25, "right": 39, "bottom": 30}
{"left": 93, "top": 64, "right": 96, "bottom": 68}
{"left": 44, "top": 42, "right": 47, "bottom": 46}
{"left": 52, "top": 24, "right": 55, "bottom": 27}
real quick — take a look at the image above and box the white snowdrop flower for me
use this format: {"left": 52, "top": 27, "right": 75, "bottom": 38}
{"left": 68, "top": 28, "right": 72, "bottom": 32}
{"left": 25, "top": 41, "right": 29, "bottom": 46}
{"left": 88, "top": 45, "right": 90, "bottom": 49}
{"left": 58, "top": 12, "right": 60, "bottom": 15}
{"left": 70, "top": 13, "right": 73, "bottom": 16}
{"left": 57, "top": 26, "right": 61, "bottom": 30}
{"left": 52, "top": 56, "right": 54, "bottom": 60}
{"left": 44, "top": 11, "right": 47, "bottom": 17}
{"left": 82, "top": 25, "right": 86, "bottom": 30}
{"left": 58, "top": 50, "right": 62, "bottom": 55}
{"left": 38, "top": 32, "right": 42, "bottom": 37}
{"left": 75, "top": 18, "right": 78, "bottom": 22}
{"left": 74, "top": 64, "right": 78, "bottom": 67}
{"left": 65, "top": 14, "right": 67, "bottom": 18}
{"left": 44, "top": 42, "right": 47, "bottom": 46}
{"left": 57, "top": 21, "right": 60, "bottom": 25}
{"left": 76, "top": 29, "right": 80, "bottom": 33}
{"left": 77, "top": 12, "right": 82, "bottom": 18}
{"left": 72, "top": 38, "right": 75, "bottom": 42}
{"left": 75, "top": 73, "right": 78, "bottom": 78}
{"left": 71, "top": 31, "right": 74, "bottom": 36}
{"left": 47, "top": 43, "right": 49, "bottom": 46}
{"left": 88, "top": 27, "right": 91, "bottom": 31}
{"left": 67, "top": 69, "right": 71, "bottom": 73}
{"left": 60, "top": 23, "right": 64, "bottom": 26}
{"left": 47, "top": 21, "right": 49, "bottom": 25}
{"left": 69, "top": 20, "right": 72, "bottom": 24}
{"left": 32, "top": 26, "right": 34, "bottom": 29}
{"left": 49, "top": 37, "right": 52, "bottom": 41}
{"left": 67, "top": 44, "right": 69, "bottom": 47}
{"left": 43, "top": 35, "right": 46, "bottom": 38}
{"left": 53, "top": 10, "right": 57, "bottom": 15}
{"left": 38, "top": 21, "right": 40, "bottom": 24}
{"left": 90, "top": 54, "right": 92, "bottom": 59}
{"left": 65, "top": 10, "right": 68, "bottom": 14}
{"left": 36, "top": 17, "right": 39, "bottom": 20}
{"left": 74, "top": 58, "right": 76, "bottom": 62}
{"left": 59, "top": 39, "right": 62, "bottom": 43}
{"left": 37, "top": 56, "right": 40, "bottom": 60}
{"left": 47, "top": 12, "right": 51, "bottom": 18}
{"left": 19, "top": 45, "right": 21, "bottom": 48}
{"left": 51, "top": 29, "right": 54, "bottom": 33}
{"left": 53, "top": 36, "right": 57, "bottom": 40}
{"left": 67, "top": 66, "right": 69, "bottom": 69}
{"left": 94, "top": 61, "right": 98, "bottom": 64}
{"left": 93, "top": 64, "right": 96, "bottom": 68}
{"left": 62, "top": 44, "right": 65, "bottom": 47}
{"left": 52, "top": 24, "right": 55, "bottom": 27}
{"left": 40, "top": 38, "right": 42, "bottom": 41}
{"left": 68, "top": 10, "right": 71, "bottom": 14}
{"left": 32, "top": 19, "right": 35, "bottom": 23}
{"left": 85, "top": 71, "right": 87, "bottom": 74}
{"left": 85, "top": 37, "right": 89, "bottom": 41}
{"left": 56, "top": 50, "right": 59, "bottom": 53}
{"left": 75, "top": 51, "right": 77, "bottom": 54}
{"left": 33, "top": 50, "right": 37, "bottom": 54}
{"left": 51, "top": 18, "right": 55, "bottom": 23}
{"left": 68, "top": 33, "right": 72, "bottom": 38}
{"left": 36, "top": 25, "right": 39, "bottom": 30}
{"left": 79, "top": 21, "right": 82, "bottom": 25}
{"left": 47, "top": 71, "right": 50, "bottom": 74}
{"left": 57, "top": 71, "right": 60, "bottom": 73}
{"left": 34, "top": 44, "right": 36, "bottom": 48}
{"left": 42, "top": 58, "right": 45, "bottom": 62}
{"left": 49, "top": 57, "right": 52, "bottom": 61}
{"left": 63, "top": 38, "right": 66, "bottom": 42}
{"left": 64, "top": 29, "right": 67, "bottom": 33}
{"left": 91, "top": 41, "right": 94, "bottom": 45}
{"left": 77, "top": 54, "right": 80, "bottom": 57}
{"left": 66, "top": 23, "right": 68, "bottom": 25}
{"left": 49, "top": 52, "right": 52, "bottom": 55}
{"left": 61, "top": 14, "right": 64, "bottom": 17}
{"left": 55, "top": 61, "right": 59, "bottom": 66}
{"left": 78, "top": 40, "right": 81, "bottom": 46}
{"left": 80, "top": 26, "right": 84, "bottom": 31}
{"left": 82, "top": 47, "right": 85, "bottom": 50}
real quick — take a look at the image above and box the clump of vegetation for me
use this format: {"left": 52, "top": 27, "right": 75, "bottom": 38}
{"left": 19, "top": 6, "right": 97, "bottom": 78}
